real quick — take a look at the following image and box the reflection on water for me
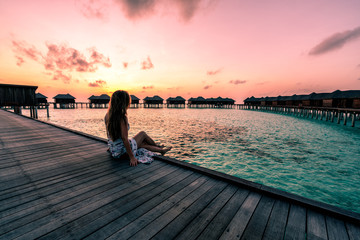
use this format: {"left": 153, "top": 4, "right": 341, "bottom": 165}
{"left": 25, "top": 107, "right": 360, "bottom": 213}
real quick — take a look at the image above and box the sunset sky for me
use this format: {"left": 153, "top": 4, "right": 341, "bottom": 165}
{"left": 0, "top": 0, "right": 359, "bottom": 102}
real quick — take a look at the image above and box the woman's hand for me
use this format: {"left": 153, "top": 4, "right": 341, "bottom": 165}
{"left": 130, "top": 156, "right": 139, "bottom": 166}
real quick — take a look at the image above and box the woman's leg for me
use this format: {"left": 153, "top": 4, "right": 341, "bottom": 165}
{"left": 141, "top": 144, "right": 172, "bottom": 155}
{"left": 133, "top": 131, "right": 171, "bottom": 155}
{"left": 133, "top": 131, "right": 161, "bottom": 147}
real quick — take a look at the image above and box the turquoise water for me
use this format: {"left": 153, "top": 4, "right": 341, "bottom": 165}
{"left": 24, "top": 107, "right": 360, "bottom": 213}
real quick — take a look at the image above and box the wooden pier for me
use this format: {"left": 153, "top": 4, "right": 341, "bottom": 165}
{"left": 241, "top": 105, "right": 360, "bottom": 127}
{"left": 1, "top": 109, "right": 359, "bottom": 239}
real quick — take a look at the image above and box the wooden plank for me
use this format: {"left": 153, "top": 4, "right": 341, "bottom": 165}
{"left": 284, "top": 204, "right": 306, "bottom": 240}
{"left": 49, "top": 167, "right": 189, "bottom": 240}
{"left": 326, "top": 216, "right": 349, "bottom": 240}
{"left": 307, "top": 210, "right": 328, "bottom": 240}
{"left": 0, "top": 154, "right": 118, "bottom": 199}
{"left": 151, "top": 182, "right": 229, "bottom": 240}
{"left": 0, "top": 150, "right": 111, "bottom": 191}
{"left": 59, "top": 170, "right": 198, "bottom": 240}
{"left": 0, "top": 160, "right": 153, "bottom": 224}
{"left": 0, "top": 151, "right": 113, "bottom": 192}
{"left": 196, "top": 188, "right": 250, "bottom": 240}
{"left": 262, "top": 200, "right": 289, "bottom": 240}
{"left": 127, "top": 178, "right": 220, "bottom": 240}
{"left": 0, "top": 163, "right": 161, "bottom": 234}
{"left": 0, "top": 163, "right": 175, "bottom": 239}
{"left": 240, "top": 195, "right": 275, "bottom": 240}
{"left": 218, "top": 191, "right": 262, "bottom": 240}
{"left": 174, "top": 185, "right": 238, "bottom": 240}
{"left": 346, "top": 222, "right": 360, "bottom": 240}
{"left": 106, "top": 176, "right": 211, "bottom": 240}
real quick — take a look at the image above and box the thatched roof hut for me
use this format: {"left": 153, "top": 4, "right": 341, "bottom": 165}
{"left": 131, "top": 95, "right": 140, "bottom": 104}
{"left": 167, "top": 96, "right": 186, "bottom": 104}
{"left": 36, "top": 93, "right": 48, "bottom": 104}
{"left": 53, "top": 94, "right": 76, "bottom": 104}
{"left": 143, "top": 95, "right": 163, "bottom": 104}
{"left": 88, "top": 94, "right": 110, "bottom": 104}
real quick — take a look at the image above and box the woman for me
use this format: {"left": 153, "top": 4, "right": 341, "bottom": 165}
{"left": 105, "top": 90, "right": 171, "bottom": 166}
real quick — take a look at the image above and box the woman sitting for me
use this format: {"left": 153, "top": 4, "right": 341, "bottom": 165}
{"left": 105, "top": 90, "right": 171, "bottom": 166}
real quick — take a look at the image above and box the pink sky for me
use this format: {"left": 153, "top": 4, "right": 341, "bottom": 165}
{"left": 0, "top": 0, "right": 359, "bottom": 102}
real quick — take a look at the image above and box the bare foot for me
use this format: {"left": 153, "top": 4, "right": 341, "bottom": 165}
{"left": 160, "top": 147, "right": 172, "bottom": 155}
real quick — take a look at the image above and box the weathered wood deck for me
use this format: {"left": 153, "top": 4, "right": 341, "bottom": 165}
{"left": 0, "top": 109, "right": 359, "bottom": 240}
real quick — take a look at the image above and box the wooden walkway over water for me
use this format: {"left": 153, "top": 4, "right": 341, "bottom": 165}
{"left": 1, "top": 109, "right": 359, "bottom": 240}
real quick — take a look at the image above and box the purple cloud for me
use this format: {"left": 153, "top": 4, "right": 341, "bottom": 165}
{"left": 88, "top": 80, "right": 107, "bottom": 87}
{"left": 207, "top": 68, "right": 222, "bottom": 76}
{"left": 114, "top": 0, "right": 215, "bottom": 22}
{"left": 142, "top": 85, "right": 154, "bottom": 89}
{"left": 309, "top": 26, "right": 360, "bottom": 55}
{"left": 229, "top": 79, "right": 246, "bottom": 85}
{"left": 204, "top": 85, "right": 212, "bottom": 90}
{"left": 12, "top": 39, "right": 111, "bottom": 84}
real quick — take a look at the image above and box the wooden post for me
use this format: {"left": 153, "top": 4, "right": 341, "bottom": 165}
{"left": 351, "top": 113, "right": 355, "bottom": 127}
{"left": 343, "top": 112, "right": 347, "bottom": 126}
{"left": 46, "top": 105, "right": 50, "bottom": 118}
{"left": 337, "top": 112, "right": 341, "bottom": 124}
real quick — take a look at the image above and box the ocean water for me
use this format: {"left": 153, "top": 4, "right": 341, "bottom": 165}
{"left": 23, "top": 107, "right": 360, "bottom": 213}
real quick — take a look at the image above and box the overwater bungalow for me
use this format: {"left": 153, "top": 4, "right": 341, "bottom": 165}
{"left": 0, "top": 83, "right": 38, "bottom": 117}
{"left": 130, "top": 95, "right": 140, "bottom": 108}
{"left": 244, "top": 90, "right": 360, "bottom": 109}
{"left": 88, "top": 94, "right": 110, "bottom": 108}
{"left": 53, "top": 93, "right": 76, "bottom": 109}
{"left": 36, "top": 93, "right": 48, "bottom": 105}
{"left": 244, "top": 96, "right": 262, "bottom": 106}
{"left": 143, "top": 95, "right": 163, "bottom": 108}
{"left": 166, "top": 96, "right": 186, "bottom": 108}
{"left": 330, "top": 90, "right": 360, "bottom": 108}
{"left": 188, "top": 96, "right": 206, "bottom": 108}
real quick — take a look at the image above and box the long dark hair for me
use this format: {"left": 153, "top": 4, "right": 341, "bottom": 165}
{"left": 106, "top": 90, "right": 131, "bottom": 141}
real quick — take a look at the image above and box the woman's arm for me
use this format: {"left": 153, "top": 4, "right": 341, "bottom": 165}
{"left": 120, "top": 117, "right": 139, "bottom": 166}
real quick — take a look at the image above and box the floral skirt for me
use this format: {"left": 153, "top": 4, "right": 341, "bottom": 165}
{"left": 108, "top": 138, "right": 155, "bottom": 164}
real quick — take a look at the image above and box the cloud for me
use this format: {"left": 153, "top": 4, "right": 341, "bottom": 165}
{"left": 203, "top": 85, "right": 212, "bottom": 90}
{"left": 114, "top": 0, "right": 215, "bottom": 22}
{"left": 142, "top": 85, "right": 154, "bottom": 89}
{"left": 88, "top": 80, "right": 107, "bottom": 87}
{"left": 115, "top": 0, "right": 156, "bottom": 19}
{"left": 45, "top": 44, "right": 111, "bottom": 72}
{"left": 76, "top": 0, "right": 109, "bottom": 20}
{"left": 229, "top": 79, "right": 246, "bottom": 85}
{"left": 141, "top": 56, "right": 154, "bottom": 70}
{"left": 53, "top": 70, "right": 71, "bottom": 84}
{"left": 123, "top": 62, "right": 129, "bottom": 69}
{"left": 12, "top": 40, "right": 43, "bottom": 64}
{"left": 12, "top": 39, "right": 111, "bottom": 84}
{"left": 358, "top": 78, "right": 360, "bottom": 81}
{"left": 309, "top": 26, "right": 360, "bottom": 55}
{"left": 15, "top": 56, "right": 25, "bottom": 66}
{"left": 207, "top": 68, "right": 221, "bottom": 76}
{"left": 173, "top": 0, "right": 202, "bottom": 21}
